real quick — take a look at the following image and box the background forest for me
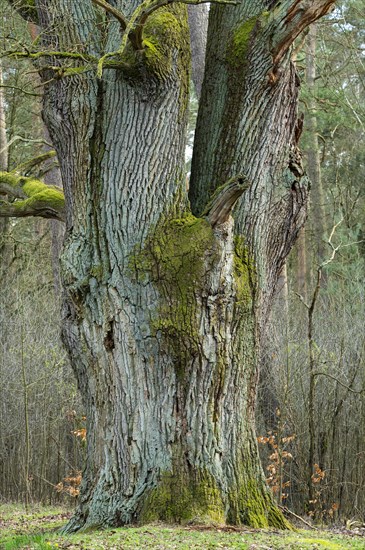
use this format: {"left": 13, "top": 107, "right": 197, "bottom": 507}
{"left": 0, "top": 0, "right": 364, "bottom": 524}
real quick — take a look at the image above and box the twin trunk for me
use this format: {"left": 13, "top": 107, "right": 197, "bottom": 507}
{"left": 36, "top": 0, "right": 315, "bottom": 531}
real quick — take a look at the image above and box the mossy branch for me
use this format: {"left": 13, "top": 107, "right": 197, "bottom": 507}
{"left": 130, "top": 0, "right": 238, "bottom": 51}
{"left": 12, "top": 150, "right": 57, "bottom": 175}
{"left": 203, "top": 175, "right": 251, "bottom": 227}
{"left": 0, "top": 171, "right": 65, "bottom": 222}
{"left": 4, "top": 49, "right": 98, "bottom": 64}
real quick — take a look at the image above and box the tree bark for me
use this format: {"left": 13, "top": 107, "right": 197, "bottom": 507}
{"left": 0, "top": 61, "right": 9, "bottom": 246}
{"left": 7, "top": 0, "right": 335, "bottom": 531}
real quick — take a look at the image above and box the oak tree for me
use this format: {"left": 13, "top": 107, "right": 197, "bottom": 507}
{"left": 2, "top": 0, "right": 335, "bottom": 531}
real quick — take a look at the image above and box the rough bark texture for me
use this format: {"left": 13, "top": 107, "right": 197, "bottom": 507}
{"left": 189, "top": 1, "right": 311, "bottom": 321}
{"left": 7, "top": 0, "right": 334, "bottom": 532}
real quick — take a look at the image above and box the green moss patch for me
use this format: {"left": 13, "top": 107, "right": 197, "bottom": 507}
{"left": 228, "top": 11, "right": 270, "bottom": 69}
{"left": 144, "top": 6, "right": 190, "bottom": 114}
{"left": 228, "top": 478, "right": 291, "bottom": 530}
{"left": 131, "top": 212, "right": 216, "bottom": 371}
{"left": 143, "top": 10, "right": 182, "bottom": 78}
{"left": 15, "top": 178, "right": 64, "bottom": 216}
{"left": 293, "top": 539, "right": 346, "bottom": 549}
{"left": 140, "top": 468, "right": 225, "bottom": 525}
{"left": 2, "top": 505, "right": 365, "bottom": 549}
{"left": 0, "top": 173, "right": 64, "bottom": 211}
{"left": 120, "top": 6, "right": 190, "bottom": 115}
{"left": 0, "top": 171, "right": 19, "bottom": 187}
{"left": 228, "top": 16, "right": 258, "bottom": 68}
{"left": 233, "top": 236, "right": 255, "bottom": 309}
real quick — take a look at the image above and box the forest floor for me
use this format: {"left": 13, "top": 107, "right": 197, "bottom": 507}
{"left": 1, "top": 504, "right": 365, "bottom": 550}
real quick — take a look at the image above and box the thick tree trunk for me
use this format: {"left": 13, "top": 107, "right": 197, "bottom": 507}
{"left": 12, "top": 0, "right": 333, "bottom": 532}
{"left": 38, "top": 2, "right": 285, "bottom": 530}
{"left": 190, "top": 4, "right": 310, "bottom": 317}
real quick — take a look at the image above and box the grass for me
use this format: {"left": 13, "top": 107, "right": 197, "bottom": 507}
{"left": 1, "top": 504, "right": 364, "bottom": 549}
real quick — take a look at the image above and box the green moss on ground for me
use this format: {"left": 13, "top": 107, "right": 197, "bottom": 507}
{"left": 1, "top": 505, "right": 365, "bottom": 549}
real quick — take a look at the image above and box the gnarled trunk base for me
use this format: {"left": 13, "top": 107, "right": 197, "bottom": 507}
{"left": 62, "top": 215, "right": 289, "bottom": 532}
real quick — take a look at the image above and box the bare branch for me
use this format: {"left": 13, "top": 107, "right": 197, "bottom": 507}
{"left": 0, "top": 83, "right": 42, "bottom": 97}
{"left": 0, "top": 135, "right": 53, "bottom": 157}
{"left": 313, "top": 372, "right": 363, "bottom": 394}
{"left": 203, "top": 175, "right": 251, "bottom": 227}
{"left": 6, "top": 0, "right": 38, "bottom": 23}
{"left": 279, "top": 505, "right": 317, "bottom": 530}
{"left": 91, "top": 0, "right": 128, "bottom": 30}
{"left": 294, "top": 291, "right": 309, "bottom": 310}
{"left": 320, "top": 217, "right": 343, "bottom": 269}
{"left": 272, "top": 0, "right": 336, "bottom": 66}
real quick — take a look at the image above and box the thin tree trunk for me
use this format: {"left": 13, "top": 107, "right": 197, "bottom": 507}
{"left": 0, "top": 62, "right": 7, "bottom": 171}
{"left": 0, "top": 61, "right": 9, "bottom": 248}
{"left": 20, "top": 317, "right": 32, "bottom": 510}
{"left": 306, "top": 24, "right": 326, "bottom": 262}
{"left": 296, "top": 227, "right": 308, "bottom": 300}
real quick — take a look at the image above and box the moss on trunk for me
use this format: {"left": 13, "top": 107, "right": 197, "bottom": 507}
{"left": 130, "top": 212, "right": 217, "bottom": 367}
{"left": 140, "top": 466, "right": 225, "bottom": 524}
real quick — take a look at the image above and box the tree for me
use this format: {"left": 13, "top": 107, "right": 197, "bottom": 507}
{"left": 2, "top": 0, "right": 335, "bottom": 531}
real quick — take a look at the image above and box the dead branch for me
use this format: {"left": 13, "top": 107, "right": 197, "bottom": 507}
{"left": 204, "top": 175, "right": 251, "bottom": 227}
{"left": 272, "top": 0, "right": 335, "bottom": 66}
